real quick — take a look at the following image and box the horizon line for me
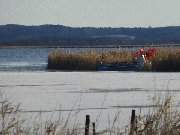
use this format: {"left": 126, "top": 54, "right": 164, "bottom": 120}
{"left": 1, "top": 24, "right": 180, "bottom": 29}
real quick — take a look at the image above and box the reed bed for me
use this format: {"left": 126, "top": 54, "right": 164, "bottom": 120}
{"left": 152, "top": 48, "right": 180, "bottom": 71}
{"left": 48, "top": 51, "right": 133, "bottom": 70}
{"left": 48, "top": 48, "right": 180, "bottom": 71}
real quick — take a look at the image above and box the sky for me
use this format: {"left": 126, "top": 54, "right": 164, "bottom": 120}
{"left": 0, "top": 0, "right": 180, "bottom": 27}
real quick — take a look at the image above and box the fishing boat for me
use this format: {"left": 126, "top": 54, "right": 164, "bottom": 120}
{"left": 97, "top": 48, "right": 156, "bottom": 71}
{"left": 97, "top": 61, "right": 142, "bottom": 71}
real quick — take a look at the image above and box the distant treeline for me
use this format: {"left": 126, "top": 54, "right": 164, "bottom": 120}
{"left": 1, "top": 24, "right": 180, "bottom": 46}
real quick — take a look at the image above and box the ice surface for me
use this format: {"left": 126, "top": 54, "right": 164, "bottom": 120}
{"left": 0, "top": 71, "right": 180, "bottom": 129}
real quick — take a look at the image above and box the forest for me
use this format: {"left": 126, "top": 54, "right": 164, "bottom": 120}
{"left": 0, "top": 24, "right": 180, "bottom": 46}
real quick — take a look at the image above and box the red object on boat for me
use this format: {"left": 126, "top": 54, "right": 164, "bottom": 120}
{"left": 145, "top": 48, "right": 156, "bottom": 60}
{"left": 132, "top": 48, "right": 156, "bottom": 61}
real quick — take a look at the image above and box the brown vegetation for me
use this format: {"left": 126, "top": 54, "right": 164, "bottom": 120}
{"left": 48, "top": 48, "right": 180, "bottom": 71}
{"left": 48, "top": 51, "right": 133, "bottom": 70}
{"left": 0, "top": 96, "right": 180, "bottom": 135}
{"left": 152, "top": 48, "right": 180, "bottom": 71}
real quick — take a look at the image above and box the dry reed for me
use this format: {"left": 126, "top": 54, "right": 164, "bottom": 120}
{"left": 1, "top": 96, "right": 180, "bottom": 135}
{"left": 48, "top": 48, "right": 180, "bottom": 71}
{"left": 47, "top": 51, "right": 133, "bottom": 70}
{"left": 152, "top": 48, "right": 180, "bottom": 71}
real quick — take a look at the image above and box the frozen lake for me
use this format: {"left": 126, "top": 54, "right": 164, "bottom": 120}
{"left": 1, "top": 71, "right": 180, "bottom": 129}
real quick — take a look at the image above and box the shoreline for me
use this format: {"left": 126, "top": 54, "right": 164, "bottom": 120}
{"left": 1, "top": 44, "right": 180, "bottom": 49}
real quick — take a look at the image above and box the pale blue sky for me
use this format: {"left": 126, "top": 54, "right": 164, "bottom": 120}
{"left": 0, "top": 0, "right": 180, "bottom": 27}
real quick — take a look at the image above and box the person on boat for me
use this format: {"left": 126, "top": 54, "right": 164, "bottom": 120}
{"left": 139, "top": 48, "right": 146, "bottom": 62}
{"left": 137, "top": 48, "right": 146, "bottom": 68}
